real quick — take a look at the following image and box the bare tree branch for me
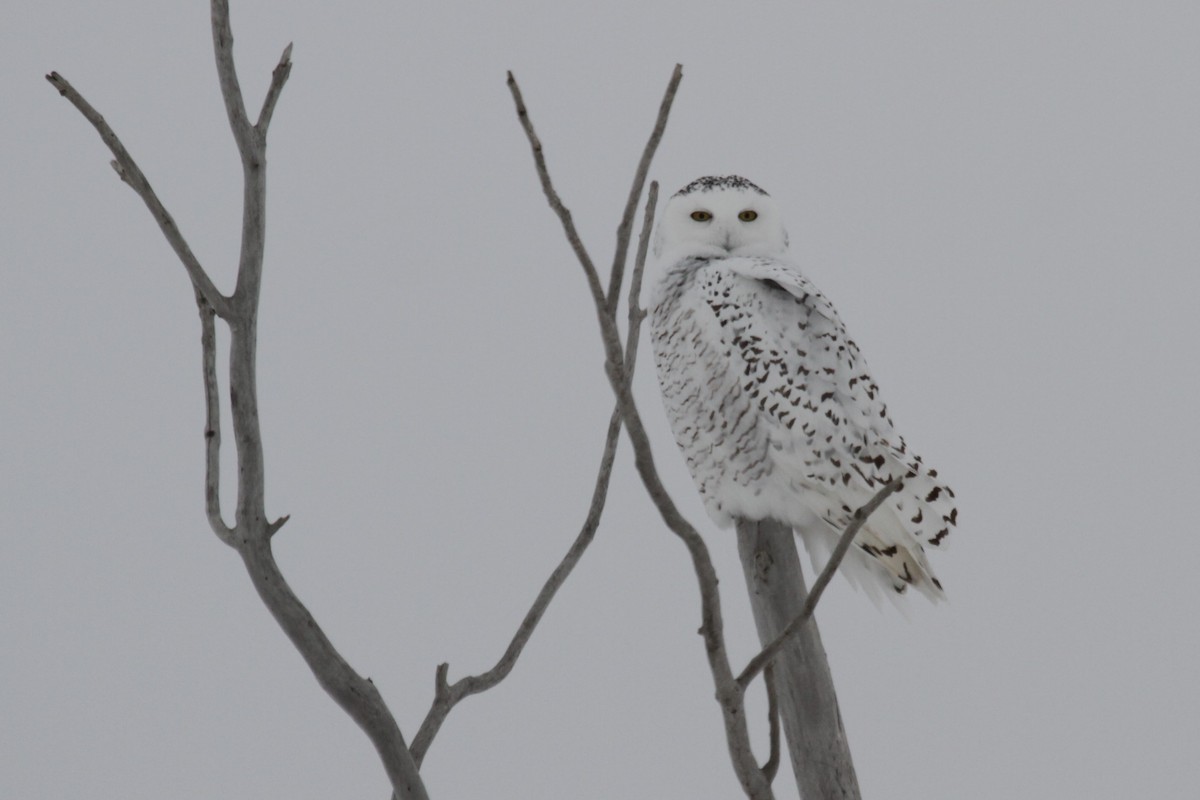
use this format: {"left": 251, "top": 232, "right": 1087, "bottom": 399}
{"left": 506, "top": 72, "right": 606, "bottom": 309}
{"left": 210, "top": 0, "right": 289, "bottom": 312}
{"left": 762, "top": 662, "right": 781, "bottom": 784}
{"left": 736, "top": 478, "right": 904, "bottom": 690}
{"left": 410, "top": 185, "right": 660, "bottom": 768}
{"left": 509, "top": 67, "right": 776, "bottom": 800}
{"left": 410, "top": 411, "right": 621, "bottom": 769}
{"left": 605, "top": 67, "right": 682, "bottom": 314}
{"left": 197, "top": 292, "right": 235, "bottom": 545}
{"left": 210, "top": 6, "right": 424, "bottom": 797}
{"left": 626, "top": 181, "right": 657, "bottom": 337}
{"left": 237, "top": 537, "right": 427, "bottom": 798}
{"left": 52, "top": 4, "right": 426, "bottom": 798}
{"left": 44, "top": 72, "right": 232, "bottom": 318}
{"left": 257, "top": 42, "right": 294, "bottom": 133}
{"left": 210, "top": 0, "right": 256, "bottom": 160}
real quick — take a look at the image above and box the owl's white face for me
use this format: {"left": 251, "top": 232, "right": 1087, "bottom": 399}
{"left": 654, "top": 175, "right": 789, "bottom": 262}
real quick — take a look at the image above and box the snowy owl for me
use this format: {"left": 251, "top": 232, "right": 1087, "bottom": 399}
{"left": 649, "top": 175, "right": 956, "bottom": 601}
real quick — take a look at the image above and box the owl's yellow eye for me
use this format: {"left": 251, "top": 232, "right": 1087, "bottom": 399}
{"left": 738, "top": 209, "right": 758, "bottom": 222}
{"left": 690, "top": 210, "right": 712, "bottom": 222}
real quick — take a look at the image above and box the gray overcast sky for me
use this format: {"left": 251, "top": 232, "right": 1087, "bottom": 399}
{"left": 4, "top": 1, "right": 1199, "bottom": 798}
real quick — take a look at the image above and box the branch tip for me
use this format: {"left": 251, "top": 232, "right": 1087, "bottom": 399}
{"left": 255, "top": 39, "right": 294, "bottom": 133}
{"left": 604, "top": 70, "right": 677, "bottom": 312}
{"left": 267, "top": 514, "right": 290, "bottom": 537}
{"left": 46, "top": 71, "right": 68, "bottom": 95}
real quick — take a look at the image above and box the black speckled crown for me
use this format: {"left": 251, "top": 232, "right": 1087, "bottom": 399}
{"left": 674, "top": 175, "right": 769, "bottom": 197}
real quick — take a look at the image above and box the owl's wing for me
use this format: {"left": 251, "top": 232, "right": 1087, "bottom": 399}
{"left": 717, "top": 257, "right": 843, "bottom": 327}
{"left": 703, "top": 256, "right": 956, "bottom": 597}
{"left": 706, "top": 256, "right": 888, "bottom": 454}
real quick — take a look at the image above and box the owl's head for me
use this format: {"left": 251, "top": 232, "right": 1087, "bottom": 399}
{"left": 653, "top": 175, "right": 789, "bottom": 261}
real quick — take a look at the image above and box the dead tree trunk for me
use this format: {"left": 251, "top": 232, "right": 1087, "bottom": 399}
{"left": 736, "top": 519, "right": 861, "bottom": 800}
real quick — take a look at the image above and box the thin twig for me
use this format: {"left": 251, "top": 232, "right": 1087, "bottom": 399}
{"left": 626, "top": 181, "right": 657, "bottom": 336}
{"left": 605, "top": 67, "right": 681, "bottom": 314}
{"left": 506, "top": 72, "right": 606, "bottom": 309}
{"left": 257, "top": 42, "right": 293, "bottom": 133}
{"left": 411, "top": 179, "right": 662, "bottom": 769}
{"left": 197, "top": 292, "right": 235, "bottom": 545}
{"left": 44, "top": 72, "right": 231, "bottom": 318}
{"left": 509, "top": 68, "right": 775, "bottom": 800}
{"left": 410, "top": 410, "right": 621, "bottom": 767}
{"left": 736, "top": 479, "right": 904, "bottom": 690}
{"left": 762, "top": 662, "right": 781, "bottom": 784}
{"left": 210, "top": 0, "right": 255, "bottom": 160}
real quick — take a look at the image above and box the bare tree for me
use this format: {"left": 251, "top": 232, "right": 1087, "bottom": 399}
{"left": 49, "top": 5, "right": 428, "bottom": 797}
{"left": 49, "top": 2, "right": 899, "bottom": 797}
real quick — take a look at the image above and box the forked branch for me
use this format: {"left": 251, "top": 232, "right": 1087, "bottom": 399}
{"left": 410, "top": 184, "right": 660, "bottom": 768}
{"left": 49, "top": 3, "right": 426, "bottom": 798}
{"left": 509, "top": 66, "right": 776, "bottom": 800}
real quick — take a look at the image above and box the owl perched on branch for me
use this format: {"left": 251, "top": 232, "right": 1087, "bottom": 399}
{"left": 650, "top": 176, "right": 956, "bottom": 601}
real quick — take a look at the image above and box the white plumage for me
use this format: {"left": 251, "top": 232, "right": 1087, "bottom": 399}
{"left": 650, "top": 176, "right": 956, "bottom": 601}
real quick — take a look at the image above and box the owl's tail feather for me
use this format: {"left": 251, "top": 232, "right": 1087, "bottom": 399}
{"left": 887, "top": 467, "right": 957, "bottom": 552}
{"left": 796, "top": 524, "right": 892, "bottom": 606}
{"left": 859, "top": 503, "right": 945, "bottom": 601}
{"left": 797, "top": 500, "right": 946, "bottom": 604}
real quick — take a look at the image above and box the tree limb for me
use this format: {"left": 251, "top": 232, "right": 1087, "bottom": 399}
{"left": 506, "top": 72, "right": 606, "bottom": 310}
{"left": 257, "top": 42, "right": 294, "bottom": 133}
{"left": 410, "top": 184, "right": 660, "bottom": 768}
{"left": 51, "top": 4, "right": 426, "bottom": 798}
{"left": 208, "top": 5, "right": 425, "bottom": 798}
{"left": 210, "top": 0, "right": 256, "bottom": 162}
{"left": 762, "top": 662, "right": 781, "bottom": 784}
{"left": 626, "top": 182, "right": 657, "bottom": 338}
{"left": 44, "top": 72, "right": 231, "bottom": 318}
{"left": 197, "top": 291, "right": 235, "bottom": 545}
{"left": 605, "top": 67, "right": 681, "bottom": 314}
{"left": 509, "top": 67, "right": 775, "bottom": 800}
{"left": 736, "top": 478, "right": 904, "bottom": 690}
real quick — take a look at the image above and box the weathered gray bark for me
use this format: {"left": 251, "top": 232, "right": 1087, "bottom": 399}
{"left": 736, "top": 519, "right": 861, "bottom": 800}
{"left": 510, "top": 69, "right": 776, "bottom": 800}
{"left": 49, "top": 5, "right": 430, "bottom": 797}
